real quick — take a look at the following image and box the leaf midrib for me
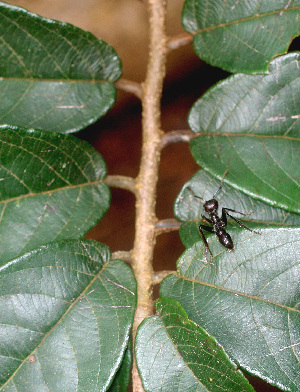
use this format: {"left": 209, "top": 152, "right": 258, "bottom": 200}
{"left": 0, "top": 179, "right": 105, "bottom": 205}
{"left": 176, "top": 272, "right": 300, "bottom": 313}
{"left": 0, "top": 77, "right": 109, "bottom": 83}
{"left": 191, "top": 132, "right": 299, "bottom": 141}
{"left": 192, "top": 6, "right": 300, "bottom": 34}
{"left": 183, "top": 219, "right": 299, "bottom": 227}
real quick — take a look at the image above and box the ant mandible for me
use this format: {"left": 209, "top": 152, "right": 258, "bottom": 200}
{"left": 188, "top": 169, "right": 261, "bottom": 262}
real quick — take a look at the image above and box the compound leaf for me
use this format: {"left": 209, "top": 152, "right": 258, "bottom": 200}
{"left": 0, "top": 126, "right": 110, "bottom": 265}
{"left": 0, "top": 2, "right": 121, "bottom": 133}
{"left": 182, "top": 0, "right": 300, "bottom": 74}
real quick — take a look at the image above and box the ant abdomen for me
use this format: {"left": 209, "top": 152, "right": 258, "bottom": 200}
{"left": 216, "top": 228, "right": 234, "bottom": 250}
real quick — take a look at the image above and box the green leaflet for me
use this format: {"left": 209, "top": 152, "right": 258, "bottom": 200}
{"left": 136, "top": 297, "right": 255, "bottom": 392}
{"left": 160, "top": 228, "right": 300, "bottom": 391}
{"left": 0, "top": 240, "right": 137, "bottom": 391}
{"left": 188, "top": 54, "right": 300, "bottom": 214}
{"left": 0, "top": 126, "right": 110, "bottom": 264}
{"left": 0, "top": 2, "right": 122, "bottom": 132}
{"left": 182, "top": 0, "right": 300, "bottom": 74}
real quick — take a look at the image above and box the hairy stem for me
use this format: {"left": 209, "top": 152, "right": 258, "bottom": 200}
{"left": 131, "top": 0, "right": 168, "bottom": 390}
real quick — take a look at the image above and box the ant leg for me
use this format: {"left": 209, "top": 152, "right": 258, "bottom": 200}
{"left": 221, "top": 209, "right": 228, "bottom": 227}
{"left": 223, "top": 207, "right": 250, "bottom": 217}
{"left": 223, "top": 209, "right": 261, "bottom": 235}
{"left": 221, "top": 208, "right": 250, "bottom": 226}
{"left": 202, "top": 214, "right": 212, "bottom": 224}
{"left": 199, "top": 225, "right": 215, "bottom": 263}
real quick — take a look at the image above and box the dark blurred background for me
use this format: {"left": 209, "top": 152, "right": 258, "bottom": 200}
{"left": 8, "top": 1, "right": 299, "bottom": 390}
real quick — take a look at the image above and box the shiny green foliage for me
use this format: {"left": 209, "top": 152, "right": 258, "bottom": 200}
{"left": 182, "top": 0, "right": 300, "bottom": 74}
{"left": 0, "top": 240, "right": 136, "bottom": 391}
{"left": 175, "top": 170, "right": 300, "bottom": 248}
{"left": 160, "top": 228, "right": 300, "bottom": 391}
{"left": 108, "top": 344, "right": 132, "bottom": 392}
{"left": 136, "top": 297, "right": 255, "bottom": 392}
{"left": 0, "top": 2, "right": 122, "bottom": 133}
{"left": 189, "top": 54, "right": 300, "bottom": 213}
{"left": 0, "top": 126, "right": 110, "bottom": 265}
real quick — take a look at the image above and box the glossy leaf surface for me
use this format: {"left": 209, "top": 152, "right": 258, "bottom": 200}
{"left": 0, "top": 126, "right": 110, "bottom": 265}
{"left": 182, "top": 0, "right": 300, "bottom": 74}
{"left": 0, "top": 2, "right": 121, "bottom": 133}
{"left": 175, "top": 170, "right": 300, "bottom": 248}
{"left": 160, "top": 228, "right": 300, "bottom": 391}
{"left": 0, "top": 239, "right": 136, "bottom": 391}
{"left": 189, "top": 54, "right": 300, "bottom": 214}
{"left": 136, "top": 297, "right": 254, "bottom": 392}
{"left": 109, "top": 344, "right": 132, "bottom": 392}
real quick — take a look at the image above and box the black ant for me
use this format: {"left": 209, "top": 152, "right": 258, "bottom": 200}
{"left": 188, "top": 169, "right": 260, "bottom": 262}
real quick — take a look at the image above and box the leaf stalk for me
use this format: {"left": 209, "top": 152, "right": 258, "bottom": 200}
{"left": 115, "top": 78, "right": 143, "bottom": 100}
{"left": 105, "top": 175, "right": 137, "bottom": 193}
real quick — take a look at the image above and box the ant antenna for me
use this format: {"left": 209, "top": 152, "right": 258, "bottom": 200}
{"left": 186, "top": 186, "right": 204, "bottom": 203}
{"left": 212, "top": 168, "right": 230, "bottom": 199}
{"left": 186, "top": 168, "right": 230, "bottom": 203}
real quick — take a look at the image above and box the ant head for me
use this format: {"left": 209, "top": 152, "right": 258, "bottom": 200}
{"left": 204, "top": 198, "right": 218, "bottom": 212}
